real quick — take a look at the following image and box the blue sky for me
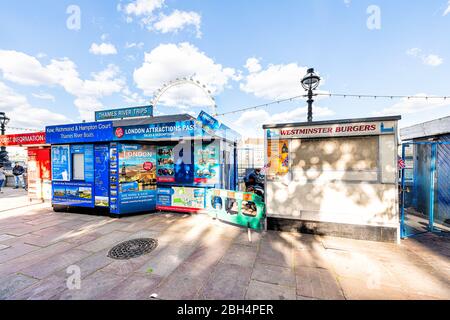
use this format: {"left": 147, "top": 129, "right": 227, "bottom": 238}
{"left": 0, "top": 0, "right": 449, "bottom": 136}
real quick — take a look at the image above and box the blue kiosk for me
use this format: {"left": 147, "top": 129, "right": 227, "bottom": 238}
{"left": 45, "top": 111, "right": 240, "bottom": 216}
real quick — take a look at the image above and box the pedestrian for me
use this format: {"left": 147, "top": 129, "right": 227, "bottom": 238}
{"left": 0, "top": 165, "right": 5, "bottom": 194}
{"left": 12, "top": 162, "right": 25, "bottom": 189}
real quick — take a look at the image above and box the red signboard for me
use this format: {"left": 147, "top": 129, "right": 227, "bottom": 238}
{"left": 0, "top": 132, "right": 46, "bottom": 146}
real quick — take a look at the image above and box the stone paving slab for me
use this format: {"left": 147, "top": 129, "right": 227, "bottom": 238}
{"left": 245, "top": 280, "right": 296, "bottom": 300}
{"left": 0, "top": 273, "right": 38, "bottom": 299}
{"left": 19, "top": 248, "right": 92, "bottom": 280}
{"left": 76, "top": 230, "right": 131, "bottom": 253}
{"left": 251, "top": 263, "right": 296, "bottom": 288}
{"left": 295, "top": 266, "right": 345, "bottom": 300}
{"left": 0, "top": 195, "right": 449, "bottom": 300}
{"left": 199, "top": 263, "right": 253, "bottom": 300}
{"left": 136, "top": 244, "right": 198, "bottom": 277}
{"left": 0, "top": 241, "right": 77, "bottom": 275}
{"left": 220, "top": 244, "right": 258, "bottom": 268}
{"left": 55, "top": 270, "right": 127, "bottom": 300}
{"left": 100, "top": 274, "right": 163, "bottom": 300}
{"left": 7, "top": 274, "right": 68, "bottom": 300}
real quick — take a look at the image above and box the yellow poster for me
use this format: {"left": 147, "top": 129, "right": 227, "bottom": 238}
{"left": 267, "top": 140, "right": 289, "bottom": 178}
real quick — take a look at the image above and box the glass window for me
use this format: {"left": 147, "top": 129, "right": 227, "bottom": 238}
{"left": 72, "top": 153, "right": 85, "bottom": 180}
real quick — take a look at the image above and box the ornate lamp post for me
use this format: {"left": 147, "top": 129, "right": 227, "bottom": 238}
{"left": 301, "top": 68, "right": 321, "bottom": 122}
{"left": 0, "top": 112, "right": 10, "bottom": 167}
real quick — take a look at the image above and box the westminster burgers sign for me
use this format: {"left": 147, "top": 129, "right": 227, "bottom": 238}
{"left": 267, "top": 121, "right": 396, "bottom": 139}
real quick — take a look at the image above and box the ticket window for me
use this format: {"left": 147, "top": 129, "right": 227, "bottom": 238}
{"left": 72, "top": 153, "right": 85, "bottom": 181}
{"left": 290, "top": 136, "right": 379, "bottom": 182}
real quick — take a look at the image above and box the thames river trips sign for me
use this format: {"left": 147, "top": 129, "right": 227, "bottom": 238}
{"left": 95, "top": 106, "right": 153, "bottom": 121}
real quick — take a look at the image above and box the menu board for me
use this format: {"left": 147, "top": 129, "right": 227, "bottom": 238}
{"left": 267, "top": 139, "right": 289, "bottom": 179}
{"left": 194, "top": 142, "right": 220, "bottom": 185}
{"left": 157, "top": 146, "right": 175, "bottom": 183}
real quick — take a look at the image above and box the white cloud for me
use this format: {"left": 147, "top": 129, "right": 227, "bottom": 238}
{"left": 119, "top": 0, "right": 202, "bottom": 37}
{"left": 240, "top": 62, "right": 310, "bottom": 99}
{"left": 32, "top": 92, "right": 55, "bottom": 102}
{"left": 444, "top": 1, "right": 450, "bottom": 16}
{"left": 89, "top": 42, "right": 118, "bottom": 55}
{"left": 121, "top": 87, "right": 147, "bottom": 104}
{"left": 373, "top": 94, "right": 450, "bottom": 116}
{"left": 0, "top": 50, "right": 126, "bottom": 120}
{"left": 0, "top": 81, "right": 70, "bottom": 129}
{"left": 422, "top": 54, "right": 443, "bottom": 67}
{"left": 234, "top": 106, "right": 335, "bottom": 138}
{"left": 0, "top": 50, "right": 57, "bottom": 86}
{"left": 121, "top": 0, "right": 164, "bottom": 17}
{"left": 134, "top": 42, "right": 238, "bottom": 108}
{"left": 125, "top": 42, "right": 144, "bottom": 49}
{"left": 406, "top": 48, "right": 443, "bottom": 66}
{"left": 153, "top": 10, "right": 202, "bottom": 38}
{"left": 245, "top": 58, "right": 262, "bottom": 73}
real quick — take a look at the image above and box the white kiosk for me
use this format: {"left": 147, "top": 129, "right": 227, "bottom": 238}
{"left": 263, "top": 116, "right": 401, "bottom": 242}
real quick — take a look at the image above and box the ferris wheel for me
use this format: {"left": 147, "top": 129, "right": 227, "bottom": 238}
{"left": 151, "top": 76, "right": 218, "bottom": 116}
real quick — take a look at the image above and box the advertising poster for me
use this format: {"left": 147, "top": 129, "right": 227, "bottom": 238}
{"left": 267, "top": 139, "right": 289, "bottom": 179}
{"left": 118, "top": 144, "right": 157, "bottom": 214}
{"left": 27, "top": 148, "right": 51, "bottom": 201}
{"left": 94, "top": 145, "right": 110, "bottom": 207}
{"left": 51, "top": 145, "right": 71, "bottom": 181}
{"left": 157, "top": 187, "right": 206, "bottom": 213}
{"left": 156, "top": 146, "right": 175, "bottom": 183}
{"left": 52, "top": 181, "right": 94, "bottom": 208}
{"left": 109, "top": 143, "right": 119, "bottom": 214}
{"left": 194, "top": 141, "right": 220, "bottom": 185}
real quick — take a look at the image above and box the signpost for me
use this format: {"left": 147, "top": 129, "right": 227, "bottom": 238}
{"left": 95, "top": 106, "right": 153, "bottom": 121}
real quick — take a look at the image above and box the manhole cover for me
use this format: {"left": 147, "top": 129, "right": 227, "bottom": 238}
{"left": 108, "top": 238, "right": 158, "bottom": 260}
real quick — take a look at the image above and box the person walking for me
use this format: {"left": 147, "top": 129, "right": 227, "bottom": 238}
{"left": 0, "top": 165, "right": 6, "bottom": 194}
{"left": 12, "top": 162, "right": 25, "bottom": 189}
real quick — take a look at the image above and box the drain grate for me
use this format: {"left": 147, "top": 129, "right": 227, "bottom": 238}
{"left": 107, "top": 238, "right": 158, "bottom": 260}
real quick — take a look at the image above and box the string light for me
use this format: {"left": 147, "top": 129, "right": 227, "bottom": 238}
{"left": 5, "top": 126, "right": 44, "bottom": 132}
{"left": 216, "top": 92, "right": 450, "bottom": 117}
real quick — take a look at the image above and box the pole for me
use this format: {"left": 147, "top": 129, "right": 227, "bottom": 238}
{"left": 307, "top": 89, "right": 314, "bottom": 122}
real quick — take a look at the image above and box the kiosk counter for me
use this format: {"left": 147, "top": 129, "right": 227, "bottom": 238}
{"left": 263, "top": 116, "right": 401, "bottom": 242}
{"left": 45, "top": 112, "right": 239, "bottom": 216}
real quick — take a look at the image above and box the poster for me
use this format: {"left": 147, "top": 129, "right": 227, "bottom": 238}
{"left": 157, "top": 187, "right": 206, "bottom": 213}
{"left": 117, "top": 144, "right": 157, "bottom": 214}
{"left": 156, "top": 146, "right": 175, "bottom": 183}
{"left": 267, "top": 139, "right": 289, "bottom": 179}
{"left": 194, "top": 141, "right": 220, "bottom": 185}
{"left": 52, "top": 181, "right": 94, "bottom": 208}
{"left": 94, "top": 145, "right": 110, "bottom": 207}
{"left": 71, "top": 144, "right": 94, "bottom": 183}
{"left": 109, "top": 143, "right": 119, "bottom": 214}
{"left": 51, "top": 145, "right": 70, "bottom": 181}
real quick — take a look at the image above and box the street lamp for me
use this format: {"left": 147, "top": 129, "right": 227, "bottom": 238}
{"left": 0, "top": 112, "right": 10, "bottom": 167}
{"left": 301, "top": 68, "right": 321, "bottom": 122}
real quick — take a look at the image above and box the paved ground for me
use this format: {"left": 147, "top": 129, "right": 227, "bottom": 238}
{"left": 0, "top": 188, "right": 449, "bottom": 300}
